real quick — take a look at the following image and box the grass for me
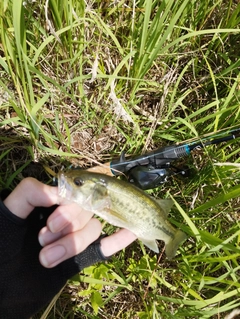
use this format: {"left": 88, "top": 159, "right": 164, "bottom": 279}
{"left": 0, "top": 0, "right": 240, "bottom": 318}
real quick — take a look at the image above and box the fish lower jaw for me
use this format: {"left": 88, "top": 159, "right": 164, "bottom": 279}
{"left": 58, "top": 183, "right": 74, "bottom": 204}
{"left": 58, "top": 186, "right": 67, "bottom": 199}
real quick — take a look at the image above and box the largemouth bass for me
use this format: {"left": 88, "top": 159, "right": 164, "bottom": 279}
{"left": 58, "top": 170, "right": 187, "bottom": 259}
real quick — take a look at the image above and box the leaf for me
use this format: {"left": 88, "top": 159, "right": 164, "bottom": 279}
{"left": 90, "top": 291, "right": 103, "bottom": 315}
{"left": 30, "top": 92, "right": 50, "bottom": 118}
{"left": 0, "top": 57, "right": 9, "bottom": 73}
{"left": 170, "top": 195, "right": 200, "bottom": 240}
{"left": 191, "top": 184, "right": 240, "bottom": 214}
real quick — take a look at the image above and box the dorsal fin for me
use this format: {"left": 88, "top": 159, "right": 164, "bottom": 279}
{"left": 154, "top": 199, "right": 174, "bottom": 217}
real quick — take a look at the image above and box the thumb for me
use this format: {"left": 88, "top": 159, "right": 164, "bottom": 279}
{"left": 3, "top": 178, "right": 59, "bottom": 219}
{"left": 100, "top": 229, "right": 137, "bottom": 257}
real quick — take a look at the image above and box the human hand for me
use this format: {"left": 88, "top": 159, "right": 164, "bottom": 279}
{"left": 4, "top": 177, "right": 137, "bottom": 268}
{"left": 1, "top": 177, "right": 137, "bottom": 319}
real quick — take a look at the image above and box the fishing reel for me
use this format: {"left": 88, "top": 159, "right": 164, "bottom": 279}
{"left": 111, "top": 146, "right": 191, "bottom": 190}
{"left": 110, "top": 127, "right": 240, "bottom": 190}
{"left": 127, "top": 164, "right": 189, "bottom": 190}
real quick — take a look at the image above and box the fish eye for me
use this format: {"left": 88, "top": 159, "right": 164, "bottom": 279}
{"left": 74, "top": 177, "right": 84, "bottom": 187}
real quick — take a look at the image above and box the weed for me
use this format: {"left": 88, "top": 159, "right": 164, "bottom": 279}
{"left": 0, "top": 0, "right": 240, "bottom": 318}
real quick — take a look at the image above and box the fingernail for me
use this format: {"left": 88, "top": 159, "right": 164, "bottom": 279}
{"left": 48, "top": 215, "right": 68, "bottom": 233}
{"left": 38, "top": 228, "right": 61, "bottom": 247}
{"left": 49, "top": 186, "right": 58, "bottom": 195}
{"left": 40, "top": 245, "right": 66, "bottom": 267}
{"left": 38, "top": 233, "right": 45, "bottom": 247}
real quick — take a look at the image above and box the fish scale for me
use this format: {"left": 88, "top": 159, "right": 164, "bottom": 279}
{"left": 108, "top": 183, "right": 176, "bottom": 238}
{"left": 58, "top": 170, "right": 187, "bottom": 259}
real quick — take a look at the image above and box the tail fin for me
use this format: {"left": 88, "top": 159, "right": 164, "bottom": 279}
{"left": 165, "top": 230, "right": 187, "bottom": 259}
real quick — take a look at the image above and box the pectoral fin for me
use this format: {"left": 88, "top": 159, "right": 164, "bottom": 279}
{"left": 139, "top": 238, "right": 159, "bottom": 253}
{"left": 91, "top": 183, "right": 110, "bottom": 210}
{"left": 108, "top": 209, "right": 129, "bottom": 223}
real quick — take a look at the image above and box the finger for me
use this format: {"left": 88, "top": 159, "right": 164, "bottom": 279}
{"left": 100, "top": 229, "right": 137, "bottom": 257}
{"left": 38, "top": 226, "right": 62, "bottom": 247}
{"left": 46, "top": 203, "right": 94, "bottom": 233}
{"left": 38, "top": 205, "right": 94, "bottom": 246}
{"left": 39, "top": 218, "right": 102, "bottom": 268}
{"left": 3, "top": 177, "right": 59, "bottom": 218}
{"left": 39, "top": 209, "right": 93, "bottom": 246}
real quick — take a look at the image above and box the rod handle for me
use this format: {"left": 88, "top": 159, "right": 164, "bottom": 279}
{"left": 87, "top": 162, "right": 113, "bottom": 176}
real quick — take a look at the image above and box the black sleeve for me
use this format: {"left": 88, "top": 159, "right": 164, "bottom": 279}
{"left": 0, "top": 192, "right": 108, "bottom": 319}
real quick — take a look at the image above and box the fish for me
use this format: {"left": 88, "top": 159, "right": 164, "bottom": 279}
{"left": 58, "top": 170, "right": 187, "bottom": 259}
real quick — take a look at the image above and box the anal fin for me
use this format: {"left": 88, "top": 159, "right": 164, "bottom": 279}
{"left": 140, "top": 238, "right": 159, "bottom": 253}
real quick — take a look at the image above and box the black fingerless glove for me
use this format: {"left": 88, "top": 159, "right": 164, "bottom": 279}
{"left": 0, "top": 191, "right": 108, "bottom": 319}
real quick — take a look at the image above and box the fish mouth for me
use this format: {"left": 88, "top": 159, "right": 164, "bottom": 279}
{"left": 58, "top": 172, "right": 73, "bottom": 203}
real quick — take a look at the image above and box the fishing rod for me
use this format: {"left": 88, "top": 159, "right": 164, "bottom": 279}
{"left": 106, "top": 127, "right": 240, "bottom": 190}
